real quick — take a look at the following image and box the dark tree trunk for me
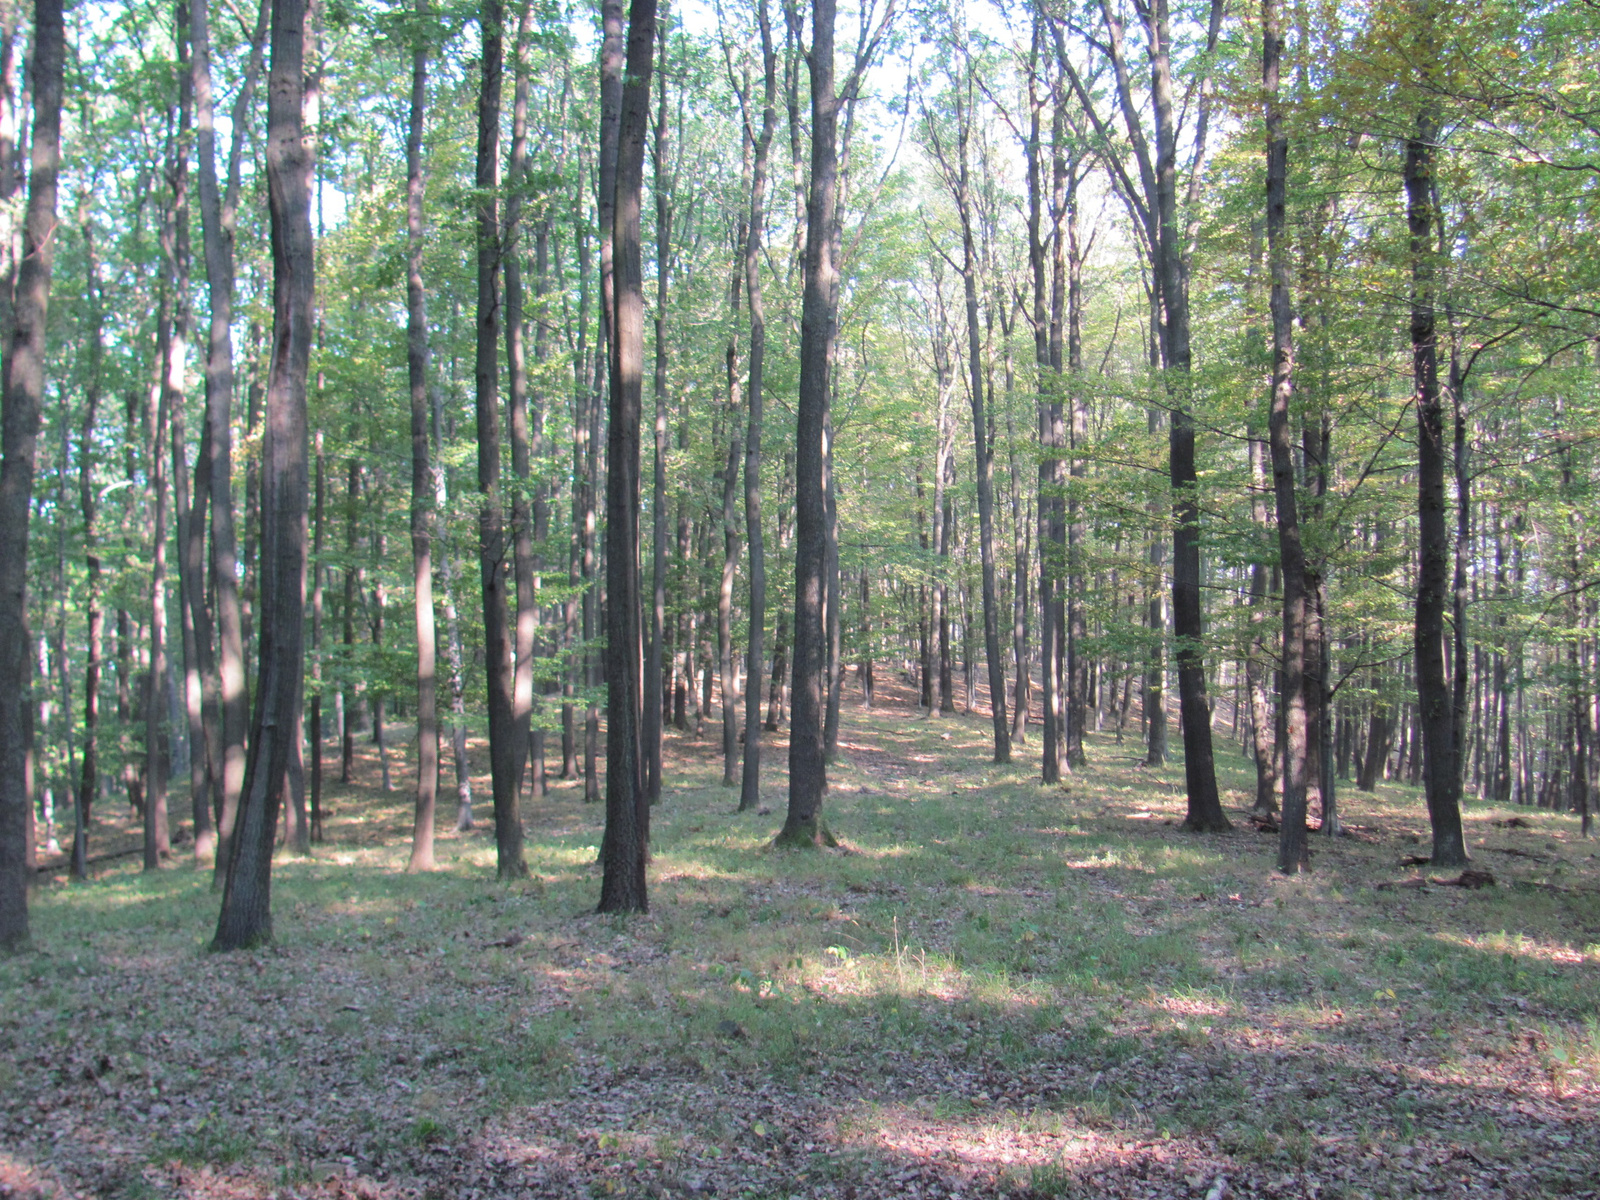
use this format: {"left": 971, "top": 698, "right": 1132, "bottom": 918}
{"left": 646, "top": 17, "right": 670, "bottom": 804}
{"left": 597, "top": 0, "right": 655, "bottom": 912}
{"left": 779, "top": 0, "right": 839, "bottom": 847}
{"left": 0, "top": 0, "right": 62, "bottom": 950}
{"left": 1149, "top": 0, "right": 1225, "bottom": 831}
{"left": 405, "top": 2, "right": 438, "bottom": 872}
{"left": 474, "top": 0, "right": 529, "bottom": 880}
{"left": 309, "top": 433, "right": 324, "bottom": 841}
{"left": 738, "top": 0, "right": 776, "bottom": 811}
{"left": 192, "top": 0, "right": 265, "bottom": 888}
{"left": 1405, "top": 110, "right": 1467, "bottom": 867}
{"left": 212, "top": 0, "right": 311, "bottom": 949}
{"left": 1264, "top": 0, "right": 1308, "bottom": 871}
{"left": 505, "top": 0, "right": 538, "bottom": 809}
{"left": 76, "top": 221, "right": 106, "bottom": 878}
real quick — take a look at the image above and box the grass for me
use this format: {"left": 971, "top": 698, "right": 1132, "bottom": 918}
{"left": 2, "top": 684, "right": 1598, "bottom": 1199}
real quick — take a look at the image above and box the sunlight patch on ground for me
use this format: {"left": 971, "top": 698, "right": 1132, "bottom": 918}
{"left": 1438, "top": 929, "right": 1597, "bottom": 967}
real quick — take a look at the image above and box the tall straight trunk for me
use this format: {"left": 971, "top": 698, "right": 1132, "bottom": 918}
{"left": 598, "top": 0, "right": 655, "bottom": 912}
{"left": 779, "top": 0, "right": 839, "bottom": 846}
{"left": 340, "top": 460, "right": 359, "bottom": 783}
{"left": 144, "top": 327, "right": 174, "bottom": 870}
{"left": 435, "top": 370, "right": 473, "bottom": 829}
{"left": 474, "top": 0, "right": 528, "bottom": 880}
{"left": 174, "top": 359, "right": 220, "bottom": 864}
{"left": 564, "top": 177, "right": 591, "bottom": 783}
{"left": 1245, "top": 436, "right": 1277, "bottom": 814}
{"left": 1404, "top": 106, "right": 1467, "bottom": 867}
{"left": 738, "top": 0, "right": 776, "bottom": 811}
{"left": 75, "top": 217, "right": 105, "bottom": 878}
{"left": 593, "top": 0, "right": 622, "bottom": 809}
{"left": 192, "top": 0, "right": 266, "bottom": 887}
{"left": 212, "top": 0, "right": 312, "bottom": 949}
{"left": 931, "top": 313, "right": 956, "bottom": 717}
{"left": 505, "top": 0, "right": 538, "bottom": 807}
{"left": 645, "top": 15, "right": 669, "bottom": 803}
{"left": 309, "top": 433, "right": 324, "bottom": 840}
{"left": 405, "top": 4, "right": 437, "bottom": 872}
{"left": 1147, "top": 0, "right": 1225, "bottom": 831}
{"left": 1144, "top": 419, "right": 1167, "bottom": 766}
{"left": 720, "top": 272, "right": 743, "bottom": 788}
{"left": 148, "top": 14, "right": 191, "bottom": 872}
{"left": 1064, "top": 185, "right": 1088, "bottom": 768}
{"left": 822, "top": 410, "right": 842, "bottom": 757}
{"left": 1025, "top": 31, "right": 1063, "bottom": 783}
{"left": 1264, "top": 0, "right": 1308, "bottom": 871}
{"left": 943, "top": 81, "right": 1010, "bottom": 762}
{"left": 0, "top": 0, "right": 62, "bottom": 950}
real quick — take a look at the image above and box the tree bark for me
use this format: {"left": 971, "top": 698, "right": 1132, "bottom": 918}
{"left": 212, "top": 0, "right": 312, "bottom": 949}
{"left": 1404, "top": 105, "right": 1467, "bottom": 867}
{"left": 0, "top": 0, "right": 61, "bottom": 951}
{"left": 474, "top": 0, "right": 529, "bottom": 881}
{"left": 405, "top": 0, "right": 438, "bottom": 872}
{"left": 505, "top": 0, "right": 538, "bottom": 810}
{"left": 76, "top": 216, "right": 107, "bottom": 878}
{"left": 738, "top": 0, "right": 776, "bottom": 812}
{"left": 779, "top": 0, "right": 839, "bottom": 847}
{"left": 192, "top": 0, "right": 267, "bottom": 888}
{"left": 646, "top": 15, "right": 669, "bottom": 804}
{"left": 597, "top": 0, "right": 655, "bottom": 912}
{"left": 1264, "top": 0, "right": 1308, "bottom": 872}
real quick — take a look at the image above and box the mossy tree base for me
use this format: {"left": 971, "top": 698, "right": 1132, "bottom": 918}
{"left": 772, "top": 817, "right": 838, "bottom": 849}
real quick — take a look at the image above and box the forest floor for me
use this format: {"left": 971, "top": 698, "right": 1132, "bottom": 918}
{"left": 3, "top": 679, "right": 1599, "bottom": 1200}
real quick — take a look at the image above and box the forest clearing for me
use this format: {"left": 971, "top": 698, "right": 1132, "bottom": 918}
{"left": 3, "top": 682, "right": 1598, "bottom": 1200}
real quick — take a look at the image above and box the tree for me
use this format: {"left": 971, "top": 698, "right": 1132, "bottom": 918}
{"left": 0, "top": 0, "right": 62, "bottom": 953}
{"left": 405, "top": 0, "right": 438, "bottom": 873}
{"left": 212, "top": 0, "right": 313, "bottom": 950}
{"left": 1264, "top": 0, "right": 1310, "bottom": 874}
{"left": 474, "top": 0, "right": 529, "bottom": 881}
{"left": 598, "top": 0, "right": 656, "bottom": 913}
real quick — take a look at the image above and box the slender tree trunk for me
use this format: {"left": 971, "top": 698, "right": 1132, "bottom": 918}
{"left": 1404, "top": 104, "right": 1467, "bottom": 867}
{"left": 0, "top": 0, "right": 61, "bottom": 949}
{"left": 309, "top": 433, "right": 324, "bottom": 840}
{"left": 1065, "top": 186, "right": 1089, "bottom": 768}
{"left": 1264, "top": 0, "right": 1308, "bottom": 871}
{"left": 505, "top": 0, "right": 538, "bottom": 809}
{"left": 738, "top": 0, "right": 776, "bottom": 812}
{"left": 75, "top": 218, "right": 106, "bottom": 878}
{"left": 212, "top": 0, "right": 312, "bottom": 949}
{"left": 720, "top": 250, "right": 743, "bottom": 787}
{"left": 597, "top": 0, "right": 655, "bottom": 911}
{"left": 475, "top": 0, "right": 528, "bottom": 880}
{"left": 192, "top": 0, "right": 265, "bottom": 888}
{"left": 646, "top": 15, "right": 669, "bottom": 804}
{"left": 779, "top": 0, "right": 839, "bottom": 847}
{"left": 405, "top": 5, "right": 438, "bottom": 871}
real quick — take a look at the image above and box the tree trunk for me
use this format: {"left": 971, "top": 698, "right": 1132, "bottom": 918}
{"left": 405, "top": 4, "right": 437, "bottom": 872}
{"left": 1264, "top": 0, "right": 1307, "bottom": 871}
{"left": 0, "top": 0, "right": 62, "bottom": 950}
{"left": 1405, "top": 107, "right": 1467, "bottom": 867}
{"left": 212, "top": 0, "right": 312, "bottom": 949}
{"left": 474, "top": 0, "right": 528, "bottom": 881}
{"left": 646, "top": 16, "right": 670, "bottom": 804}
{"left": 597, "top": 0, "right": 655, "bottom": 912}
{"left": 720, "top": 321, "right": 742, "bottom": 788}
{"left": 779, "top": 0, "right": 839, "bottom": 848}
{"left": 505, "top": 0, "right": 538, "bottom": 811}
{"left": 738, "top": 0, "right": 776, "bottom": 812}
{"left": 191, "top": 0, "right": 265, "bottom": 888}
{"left": 76, "top": 219, "right": 106, "bottom": 878}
